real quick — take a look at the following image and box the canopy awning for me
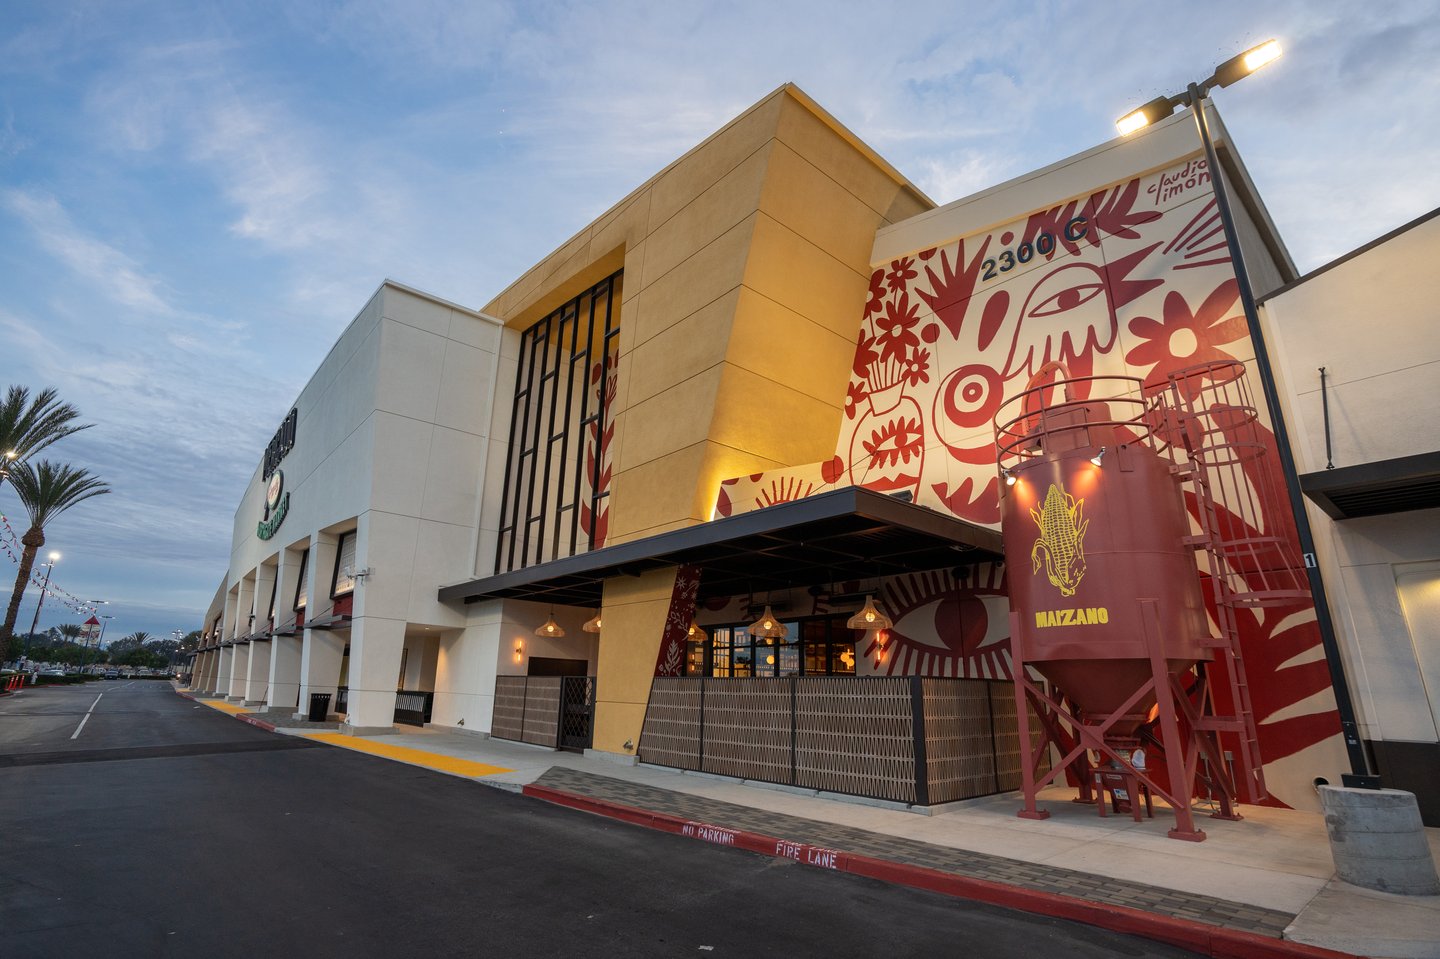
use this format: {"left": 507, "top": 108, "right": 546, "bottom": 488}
{"left": 1301, "top": 451, "right": 1440, "bottom": 520}
{"left": 439, "top": 485, "right": 1004, "bottom": 607}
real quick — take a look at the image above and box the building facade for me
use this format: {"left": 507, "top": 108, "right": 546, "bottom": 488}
{"left": 191, "top": 84, "right": 1435, "bottom": 820}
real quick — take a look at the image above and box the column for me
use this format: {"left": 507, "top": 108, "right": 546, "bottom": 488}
{"left": 215, "top": 646, "right": 233, "bottom": 697}
{"left": 344, "top": 616, "right": 405, "bottom": 732}
{"left": 228, "top": 643, "right": 249, "bottom": 700}
{"left": 296, "top": 628, "right": 345, "bottom": 720}
{"left": 244, "top": 638, "right": 270, "bottom": 704}
{"left": 267, "top": 545, "right": 304, "bottom": 711}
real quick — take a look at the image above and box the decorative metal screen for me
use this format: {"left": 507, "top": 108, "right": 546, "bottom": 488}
{"left": 491, "top": 675, "right": 595, "bottom": 749}
{"left": 496, "top": 270, "right": 622, "bottom": 572}
{"left": 491, "top": 676, "right": 527, "bottom": 741}
{"left": 794, "top": 676, "right": 916, "bottom": 803}
{"left": 638, "top": 676, "right": 1033, "bottom": 805}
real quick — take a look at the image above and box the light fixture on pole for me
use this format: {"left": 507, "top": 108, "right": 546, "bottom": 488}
{"left": 582, "top": 610, "right": 602, "bottom": 634}
{"left": 1114, "top": 38, "right": 1375, "bottom": 788}
{"left": 846, "top": 594, "right": 893, "bottom": 631}
{"left": 535, "top": 608, "right": 565, "bottom": 638}
{"left": 22, "top": 550, "right": 60, "bottom": 660}
{"left": 0, "top": 450, "right": 18, "bottom": 489}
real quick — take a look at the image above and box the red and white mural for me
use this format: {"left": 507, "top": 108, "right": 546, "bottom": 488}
{"left": 580, "top": 350, "right": 619, "bottom": 551}
{"left": 713, "top": 154, "right": 1343, "bottom": 807}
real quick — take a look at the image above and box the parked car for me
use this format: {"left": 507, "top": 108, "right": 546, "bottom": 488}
{"left": 39, "top": 668, "right": 65, "bottom": 678}
{"left": 104, "top": 670, "right": 120, "bottom": 679}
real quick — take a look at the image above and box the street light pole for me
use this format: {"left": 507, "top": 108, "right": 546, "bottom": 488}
{"left": 23, "top": 551, "right": 60, "bottom": 661}
{"left": 1116, "top": 41, "right": 1376, "bottom": 787}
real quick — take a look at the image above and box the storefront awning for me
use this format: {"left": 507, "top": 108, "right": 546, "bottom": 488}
{"left": 439, "top": 485, "right": 1004, "bottom": 607}
{"left": 1301, "top": 450, "right": 1440, "bottom": 519}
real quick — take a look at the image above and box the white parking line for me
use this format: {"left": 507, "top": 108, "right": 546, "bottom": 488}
{"left": 71, "top": 692, "right": 103, "bottom": 740}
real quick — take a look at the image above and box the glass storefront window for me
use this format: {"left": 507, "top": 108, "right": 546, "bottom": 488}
{"left": 693, "top": 615, "right": 856, "bottom": 678}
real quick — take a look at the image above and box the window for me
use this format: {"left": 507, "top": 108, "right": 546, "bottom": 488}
{"left": 293, "top": 549, "right": 309, "bottom": 610}
{"left": 496, "top": 270, "right": 622, "bottom": 572}
{"left": 266, "top": 574, "right": 277, "bottom": 627}
{"left": 690, "top": 614, "right": 856, "bottom": 678}
{"left": 332, "top": 532, "right": 357, "bottom": 597}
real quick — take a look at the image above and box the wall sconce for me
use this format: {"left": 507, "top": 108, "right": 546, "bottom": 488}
{"left": 865, "top": 627, "right": 888, "bottom": 665}
{"left": 1003, "top": 467, "right": 1017, "bottom": 486}
{"left": 513, "top": 639, "right": 524, "bottom": 663}
{"left": 1090, "top": 446, "right": 1107, "bottom": 467}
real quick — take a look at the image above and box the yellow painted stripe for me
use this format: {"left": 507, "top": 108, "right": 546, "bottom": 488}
{"left": 304, "top": 733, "right": 514, "bottom": 778}
{"left": 203, "top": 700, "right": 249, "bottom": 714}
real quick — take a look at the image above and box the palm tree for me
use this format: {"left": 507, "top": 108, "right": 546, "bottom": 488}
{"left": 57, "top": 622, "right": 84, "bottom": 643}
{"left": 0, "top": 387, "right": 91, "bottom": 488}
{"left": 0, "top": 461, "right": 109, "bottom": 660}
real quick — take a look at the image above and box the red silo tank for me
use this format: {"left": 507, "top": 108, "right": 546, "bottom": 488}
{"left": 1001, "top": 437, "right": 1211, "bottom": 736}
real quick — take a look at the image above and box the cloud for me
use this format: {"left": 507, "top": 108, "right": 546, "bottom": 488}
{"left": 2, "top": 189, "right": 176, "bottom": 314}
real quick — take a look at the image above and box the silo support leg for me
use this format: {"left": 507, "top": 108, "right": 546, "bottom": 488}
{"left": 1142, "top": 600, "right": 1207, "bottom": 841}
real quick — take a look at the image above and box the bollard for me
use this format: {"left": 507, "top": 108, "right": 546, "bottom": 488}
{"left": 1319, "top": 785, "right": 1440, "bottom": 896}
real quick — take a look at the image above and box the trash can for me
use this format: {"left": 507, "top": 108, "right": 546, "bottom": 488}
{"left": 307, "top": 692, "right": 332, "bottom": 722}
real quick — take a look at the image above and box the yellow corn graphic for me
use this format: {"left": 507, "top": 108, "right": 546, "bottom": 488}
{"left": 1031, "top": 482, "right": 1089, "bottom": 597}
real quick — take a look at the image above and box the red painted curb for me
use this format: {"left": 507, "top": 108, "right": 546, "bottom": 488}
{"left": 236, "top": 713, "right": 277, "bottom": 733}
{"left": 521, "top": 784, "right": 1359, "bottom": 959}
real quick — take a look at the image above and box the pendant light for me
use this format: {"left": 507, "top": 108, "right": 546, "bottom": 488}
{"left": 846, "top": 595, "right": 893, "bottom": 631}
{"left": 582, "top": 610, "right": 602, "bottom": 634}
{"left": 535, "top": 608, "right": 565, "bottom": 638}
{"left": 747, "top": 605, "right": 787, "bottom": 640}
{"left": 686, "top": 619, "right": 708, "bottom": 643}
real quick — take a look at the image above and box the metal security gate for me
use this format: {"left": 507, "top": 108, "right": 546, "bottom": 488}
{"left": 559, "top": 676, "right": 595, "bottom": 752}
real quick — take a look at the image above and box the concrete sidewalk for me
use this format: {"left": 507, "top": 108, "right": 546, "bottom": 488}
{"left": 181, "top": 687, "right": 1439, "bottom": 959}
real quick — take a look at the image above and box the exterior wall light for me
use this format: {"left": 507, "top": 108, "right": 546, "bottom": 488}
{"left": 1090, "top": 447, "right": 1107, "bottom": 467}
{"left": 513, "top": 639, "right": 524, "bottom": 662}
{"left": 1003, "top": 468, "right": 1017, "bottom": 486}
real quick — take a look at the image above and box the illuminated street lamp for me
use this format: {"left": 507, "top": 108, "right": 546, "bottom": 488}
{"left": 1115, "top": 40, "right": 1376, "bottom": 788}
{"left": 0, "top": 449, "right": 18, "bottom": 489}
{"left": 22, "top": 551, "right": 60, "bottom": 660}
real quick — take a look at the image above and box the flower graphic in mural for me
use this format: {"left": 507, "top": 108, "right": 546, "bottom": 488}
{"left": 886, "top": 255, "right": 919, "bottom": 293}
{"left": 903, "top": 347, "right": 931, "bottom": 388}
{"left": 865, "top": 268, "right": 887, "bottom": 317}
{"left": 844, "top": 381, "right": 866, "bottom": 420}
{"left": 1126, "top": 278, "right": 1246, "bottom": 392}
{"left": 876, "top": 291, "right": 921, "bottom": 365}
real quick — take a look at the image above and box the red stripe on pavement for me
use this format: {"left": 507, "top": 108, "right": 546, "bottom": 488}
{"left": 521, "top": 783, "right": 1358, "bottom": 959}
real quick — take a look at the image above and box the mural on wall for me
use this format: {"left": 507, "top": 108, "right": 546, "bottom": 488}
{"left": 580, "top": 349, "right": 620, "bottom": 551}
{"left": 711, "top": 155, "right": 1342, "bottom": 807}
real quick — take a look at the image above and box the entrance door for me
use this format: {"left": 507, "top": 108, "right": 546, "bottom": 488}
{"left": 559, "top": 676, "right": 596, "bottom": 751}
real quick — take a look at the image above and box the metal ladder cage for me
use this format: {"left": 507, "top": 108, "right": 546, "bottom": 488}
{"left": 1152, "top": 360, "right": 1310, "bottom": 607}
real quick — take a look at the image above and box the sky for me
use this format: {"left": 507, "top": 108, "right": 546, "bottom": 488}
{"left": 1, "top": 0, "right": 1437, "bottom": 644}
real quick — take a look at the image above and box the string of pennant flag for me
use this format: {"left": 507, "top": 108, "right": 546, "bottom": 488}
{"left": 0, "top": 512, "right": 101, "bottom": 617}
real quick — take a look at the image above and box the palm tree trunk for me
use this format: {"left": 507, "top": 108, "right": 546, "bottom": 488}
{"left": 1, "top": 527, "right": 43, "bottom": 659}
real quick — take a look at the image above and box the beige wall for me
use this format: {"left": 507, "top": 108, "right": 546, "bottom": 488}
{"left": 480, "top": 84, "right": 931, "bottom": 546}
{"left": 1263, "top": 210, "right": 1440, "bottom": 746}
{"left": 475, "top": 84, "right": 933, "bottom": 753}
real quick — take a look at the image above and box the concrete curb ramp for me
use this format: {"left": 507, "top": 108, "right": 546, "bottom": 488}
{"left": 521, "top": 783, "right": 1361, "bottom": 959}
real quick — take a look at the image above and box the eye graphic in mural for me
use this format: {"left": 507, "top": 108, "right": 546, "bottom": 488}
{"left": 866, "top": 566, "right": 1012, "bottom": 679}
